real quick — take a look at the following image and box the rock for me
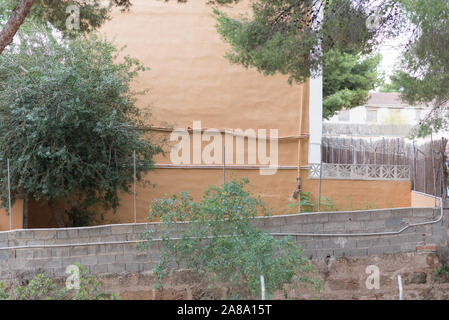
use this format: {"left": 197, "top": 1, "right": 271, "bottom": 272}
{"left": 406, "top": 272, "right": 427, "bottom": 285}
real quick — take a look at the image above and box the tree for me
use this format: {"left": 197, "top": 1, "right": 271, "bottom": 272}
{"left": 388, "top": 0, "right": 449, "bottom": 136}
{"left": 323, "top": 49, "right": 382, "bottom": 119}
{"left": 0, "top": 29, "right": 162, "bottom": 227}
{"left": 0, "top": 0, "right": 133, "bottom": 55}
{"left": 0, "top": 0, "right": 34, "bottom": 55}
{"left": 140, "top": 178, "right": 320, "bottom": 299}
{"left": 214, "top": 0, "right": 400, "bottom": 116}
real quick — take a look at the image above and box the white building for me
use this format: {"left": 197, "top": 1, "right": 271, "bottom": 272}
{"left": 324, "top": 92, "right": 429, "bottom": 137}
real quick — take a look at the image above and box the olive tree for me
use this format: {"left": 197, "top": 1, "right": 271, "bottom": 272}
{"left": 0, "top": 29, "right": 162, "bottom": 227}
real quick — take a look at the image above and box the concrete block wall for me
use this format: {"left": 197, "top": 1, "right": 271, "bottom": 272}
{"left": 0, "top": 207, "right": 447, "bottom": 280}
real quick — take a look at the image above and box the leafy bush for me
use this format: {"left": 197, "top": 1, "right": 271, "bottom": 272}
{"left": 0, "top": 281, "right": 9, "bottom": 300}
{"left": 434, "top": 265, "right": 449, "bottom": 282}
{"left": 140, "top": 178, "right": 320, "bottom": 299}
{"left": 290, "top": 192, "right": 337, "bottom": 213}
{"left": 0, "top": 28, "right": 163, "bottom": 227}
{"left": 2, "top": 264, "right": 118, "bottom": 300}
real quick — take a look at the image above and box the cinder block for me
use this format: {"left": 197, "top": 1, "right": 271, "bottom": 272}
{"left": 348, "top": 248, "right": 368, "bottom": 257}
{"left": 385, "top": 217, "right": 404, "bottom": 229}
{"left": 15, "top": 230, "right": 34, "bottom": 240}
{"left": 364, "top": 220, "right": 385, "bottom": 231}
{"left": 70, "top": 246, "right": 89, "bottom": 257}
{"left": 61, "top": 256, "right": 82, "bottom": 266}
{"left": 125, "top": 263, "right": 144, "bottom": 273}
{"left": 15, "top": 249, "right": 34, "bottom": 259}
{"left": 314, "top": 249, "right": 333, "bottom": 259}
{"left": 0, "top": 250, "right": 8, "bottom": 261}
{"left": 306, "top": 214, "right": 329, "bottom": 224}
{"left": 104, "top": 244, "right": 124, "bottom": 253}
{"left": 111, "top": 225, "right": 134, "bottom": 235}
{"left": 57, "top": 230, "right": 69, "bottom": 239}
{"left": 263, "top": 217, "right": 283, "bottom": 227}
{"left": 356, "top": 239, "right": 372, "bottom": 249}
{"left": 323, "top": 222, "right": 345, "bottom": 232}
{"left": 33, "top": 230, "right": 56, "bottom": 240}
{"left": 133, "top": 224, "right": 150, "bottom": 234}
{"left": 345, "top": 222, "right": 365, "bottom": 232}
{"left": 107, "top": 263, "right": 126, "bottom": 273}
{"left": 280, "top": 224, "right": 302, "bottom": 233}
{"left": 89, "top": 264, "right": 108, "bottom": 275}
{"left": 332, "top": 248, "right": 348, "bottom": 258}
{"left": 262, "top": 225, "right": 282, "bottom": 233}
{"left": 99, "top": 226, "right": 112, "bottom": 236}
{"left": 352, "top": 213, "right": 372, "bottom": 221}
{"left": 26, "top": 240, "right": 45, "bottom": 246}
{"left": 98, "top": 254, "right": 116, "bottom": 264}
{"left": 303, "top": 240, "right": 322, "bottom": 250}
{"left": 50, "top": 267, "right": 68, "bottom": 278}
{"left": 44, "top": 259, "right": 63, "bottom": 269}
{"left": 367, "top": 247, "right": 386, "bottom": 256}
{"left": 51, "top": 247, "right": 70, "bottom": 257}
{"left": 322, "top": 238, "right": 353, "bottom": 249}
{"left": 383, "top": 245, "right": 401, "bottom": 254}
{"left": 80, "top": 255, "right": 98, "bottom": 266}
{"left": 87, "top": 244, "right": 107, "bottom": 255}
{"left": 0, "top": 233, "right": 8, "bottom": 242}
{"left": 33, "top": 248, "right": 52, "bottom": 258}
{"left": 328, "top": 212, "right": 353, "bottom": 222}
{"left": 78, "top": 228, "right": 100, "bottom": 238}
{"left": 302, "top": 223, "right": 324, "bottom": 232}
{"left": 413, "top": 208, "right": 435, "bottom": 218}
{"left": 115, "top": 253, "right": 136, "bottom": 264}
{"left": 400, "top": 242, "right": 417, "bottom": 252}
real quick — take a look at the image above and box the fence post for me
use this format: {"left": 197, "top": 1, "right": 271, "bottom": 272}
{"left": 7, "top": 158, "right": 12, "bottom": 230}
{"left": 412, "top": 141, "right": 416, "bottom": 191}
{"left": 133, "top": 150, "right": 136, "bottom": 224}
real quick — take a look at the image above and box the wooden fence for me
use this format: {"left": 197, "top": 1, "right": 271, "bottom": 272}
{"left": 321, "top": 137, "right": 447, "bottom": 197}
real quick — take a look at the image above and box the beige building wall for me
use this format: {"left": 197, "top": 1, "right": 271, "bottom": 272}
{"left": 0, "top": 200, "right": 23, "bottom": 231}
{"left": 18, "top": 0, "right": 412, "bottom": 229}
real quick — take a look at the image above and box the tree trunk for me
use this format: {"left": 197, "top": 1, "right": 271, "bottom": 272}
{"left": 0, "top": 0, "right": 35, "bottom": 55}
{"left": 48, "top": 199, "right": 65, "bottom": 228}
{"left": 22, "top": 194, "right": 29, "bottom": 228}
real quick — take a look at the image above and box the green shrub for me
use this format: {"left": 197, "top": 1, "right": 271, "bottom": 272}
{"left": 0, "top": 281, "right": 9, "bottom": 300}
{"left": 4, "top": 264, "right": 118, "bottom": 300}
{"left": 140, "top": 178, "right": 320, "bottom": 299}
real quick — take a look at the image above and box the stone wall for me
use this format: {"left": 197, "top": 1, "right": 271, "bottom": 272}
{"left": 0, "top": 207, "right": 448, "bottom": 281}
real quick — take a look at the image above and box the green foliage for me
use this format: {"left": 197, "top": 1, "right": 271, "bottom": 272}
{"left": 389, "top": 0, "right": 449, "bottom": 135}
{"left": 0, "top": 281, "right": 9, "bottom": 300}
{"left": 323, "top": 50, "right": 382, "bottom": 119}
{"left": 140, "top": 178, "right": 320, "bottom": 299}
{"left": 289, "top": 192, "right": 337, "bottom": 213}
{"left": 214, "top": 0, "right": 396, "bottom": 117}
{"left": 4, "top": 264, "right": 118, "bottom": 300}
{"left": 0, "top": 29, "right": 162, "bottom": 226}
{"left": 0, "top": 0, "right": 132, "bottom": 37}
{"left": 434, "top": 265, "right": 449, "bottom": 282}
{"left": 15, "top": 274, "right": 67, "bottom": 300}
{"left": 70, "top": 264, "right": 120, "bottom": 300}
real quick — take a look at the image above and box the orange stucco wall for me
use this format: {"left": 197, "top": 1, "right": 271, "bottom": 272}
{"left": 0, "top": 200, "right": 23, "bottom": 231}
{"left": 303, "top": 174, "right": 412, "bottom": 211}
{"left": 411, "top": 190, "right": 440, "bottom": 208}
{"left": 23, "top": 0, "right": 412, "bottom": 228}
